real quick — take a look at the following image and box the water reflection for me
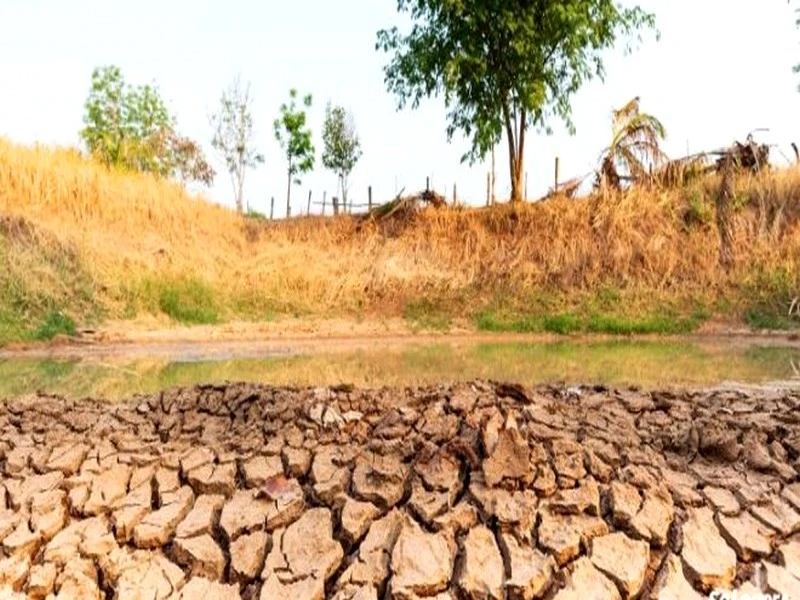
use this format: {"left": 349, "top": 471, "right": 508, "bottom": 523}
{"left": 0, "top": 338, "right": 798, "bottom": 401}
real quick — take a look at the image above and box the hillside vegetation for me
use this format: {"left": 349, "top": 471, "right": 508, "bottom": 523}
{"left": 0, "top": 136, "right": 799, "bottom": 344}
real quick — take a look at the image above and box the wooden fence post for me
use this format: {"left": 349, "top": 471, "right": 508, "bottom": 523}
{"left": 322, "top": 191, "right": 327, "bottom": 215}
{"left": 332, "top": 197, "right": 339, "bottom": 215}
{"left": 453, "top": 183, "right": 457, "bottom": 205}
{"left": 307, "top": 190, "right": 312, "bottom": 216}
{"left": 554, "top": 157, "right": 560, "bottom": 191}
{"left": 491, "top": 147, "right": 496, "bottom": 204}
{"left": 426, "top": 176, "right": 430, "bottom": 192}
{"left": 368, "top": 186, "right": 373, "bottom": 211}
{"left": 270, "top": 196, "right": 274, "bottom": 220}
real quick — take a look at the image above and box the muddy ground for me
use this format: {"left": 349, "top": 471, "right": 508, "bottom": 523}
{"left": 3, "top": 313, "right": 799, "bottom": 358}
{"left": 0, "top": 380, "right": 799, "bottom": 599}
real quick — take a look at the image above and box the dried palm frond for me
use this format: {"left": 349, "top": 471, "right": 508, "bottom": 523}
{"left": 537, "top": 173, "right": 591, "bottom": 203}
{"left": 595, "top": 97, "right": 668, "bottom": 191}
{"left": 612, "top": 97, "right": 641, "bottom": 128}
{"left": 556, "top": 176, "right": 585, "bottom": 199}
{"left": 653, "top": 153, "right": 714, "bottom": 188}
{"left": 362, "top": 187, "right": 447, "bottom": 226}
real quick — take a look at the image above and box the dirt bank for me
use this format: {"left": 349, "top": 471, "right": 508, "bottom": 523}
{"left": 2, "top": 315, "right": 799, "bottom": 361}
{"left": 1, "top": 380, "right": 799, "bottom": 598}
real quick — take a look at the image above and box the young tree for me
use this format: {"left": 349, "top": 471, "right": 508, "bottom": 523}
{"left": 273, "top": 89, "right": 315, "bottom": 217}
{"left": 80, "top": 65, "right": 128, "bottom": 167}
{"left": 376, "top": 0, "right": 658, "bottom": 202}
{"left": 792, "top": 1, "right": 800, "bottom": 88}
{"left": 209, "top": 75, "right": 264, "bottom": 214}
{"left": 321, "top": 102, "right": 362, "bottom": 213}
{"left": 80, "top": 65, "right": 214, "bottom": 186}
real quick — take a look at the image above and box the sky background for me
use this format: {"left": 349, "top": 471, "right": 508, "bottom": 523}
{"left": 1, "top": 0, "right": 799, "bottom": 217}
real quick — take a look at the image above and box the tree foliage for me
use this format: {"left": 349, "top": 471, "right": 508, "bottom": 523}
{"left": 322, "top": 102, "right": 362, "bottom": 211}
{"left": 596, "top": 96, "right": 667, "bottom": 190}
{"left": 79, "top": 65, "right": 214, "bottom": 186}
{"left": 273, "top": 89, "right": 315, "bottom": 216}
{"left": 209, "top": 74, "right": 264, "bottom": 214}
{"left": 792, "top": 1, "right": 800, "bottom": 88}
{"left": 376, "top": 0, "right": 658, "bottom": 201}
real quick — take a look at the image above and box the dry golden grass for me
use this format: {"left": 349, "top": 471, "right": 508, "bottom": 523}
{"left": 1, "top": 136, "right": 799, "bottom": 339}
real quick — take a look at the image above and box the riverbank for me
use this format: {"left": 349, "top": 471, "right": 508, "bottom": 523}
{"left": 1, "top": 312, "right": 799, "bottom": 358}
{"left": 2, "top": 138, "right": 799, "bottom": 347}
{"left": 0, "top": 380, "right": 798, "bottom": 598}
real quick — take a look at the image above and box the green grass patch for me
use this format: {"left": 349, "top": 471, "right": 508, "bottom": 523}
{"left": 0, "top": 308, "right": 79, "bottom": 345}
{"left": 403, "top": 298, "right": 452, "bottom": 332}
{"left": 122, "top": 276, "right": 221, "bottom": 325}
{"left": 31, "top": 310, "right": 77, "bottom": 340}
{"left": 475, "top": 305, "right": 707, "bottom": 336}
{"left": 584, "top": 313, "right": 700, "bottom": 335}
{"left": 156, "top": 278, "right": 220, "bottom": 325}
{"left": 0, "top": 222, "right": 101, "bottom": 345}
{"left": 0, "top": 308, "right": 28, "bottom": 345}
{"left": 475, "top": 311, "right": 538, "bottom": 333}
{"left": 542, "top": 314, "right": 583, "bottom": 334}
{"left": 244, "top": 209, "right": 268, "bottom": 220}
{"left": 743, "top": 308, "right": 799, "bottom": 331}
{"left": 739, "top": 267, "right": 800, "bottom": 331}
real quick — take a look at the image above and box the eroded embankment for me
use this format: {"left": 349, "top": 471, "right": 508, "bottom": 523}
{"left": 0, "top": 381, "right": 799, "bottom": 599}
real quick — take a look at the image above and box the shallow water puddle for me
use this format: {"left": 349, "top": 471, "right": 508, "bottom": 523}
{"left": 0, "top": 337, "right": 799, "bottom": 401}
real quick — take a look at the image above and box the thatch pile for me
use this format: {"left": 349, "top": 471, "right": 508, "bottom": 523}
{"left": 714, "top": 137, "right": 770, "bottom": 173}
{"left": 358, "top": 188, "right": 448, "bottom": 235}
{"left": 653, "top": 154, "right": 714, "bottom": 188}
{"left": 649, "top": 136, "right": 773, "bottom": 190}
{"left": 364, "top": 188, "right": 447, "bottom": 221}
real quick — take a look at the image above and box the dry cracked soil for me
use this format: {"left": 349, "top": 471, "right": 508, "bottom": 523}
{"left": 0, "top": 379, "right": 799, "bottom": 599}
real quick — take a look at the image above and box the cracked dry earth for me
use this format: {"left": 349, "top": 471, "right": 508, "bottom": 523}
{"left": 1, "top": 381, "right": 800, "bottom": 599}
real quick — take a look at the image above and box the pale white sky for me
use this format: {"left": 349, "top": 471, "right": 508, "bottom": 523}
{"left": 1, "top": 1, "right": 798, "bottom": 216}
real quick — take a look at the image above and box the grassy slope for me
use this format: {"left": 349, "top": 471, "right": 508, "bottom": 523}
{"left": 0, "top": 136, "right": 799, "bottom": 344}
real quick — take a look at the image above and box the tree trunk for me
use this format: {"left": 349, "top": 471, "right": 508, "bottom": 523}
{"left": 286, "top": 169, "right": 292, "bottom": 218}
{"left": 510, "top": 160, "right": 524, "bottom": 203}
{"left": 234, "top": 167, "right": 245, "bottom": 214}
{"left": 503, "top": 103, "right": 526, "bottom": 203}
{"left": 341, "top": 174, "right": 348, "bottom": 211}
{"left": 230, "top": 171, "right": 242, "bottom": 214}
{"left": 505, "top": 132, "right": 524, "bottom": 203}
{"left": 514, "top": 108, "right": 527, "bottom": 202}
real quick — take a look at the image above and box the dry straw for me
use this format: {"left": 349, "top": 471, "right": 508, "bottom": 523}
{"left": 1, "top": 137, "right": 798, "bottom": 320}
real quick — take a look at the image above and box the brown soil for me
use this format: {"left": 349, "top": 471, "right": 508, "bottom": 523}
{"left": 1, "top": 380, "right": 800, "bottom": 598}
{"left": 2, "top": 314, "right": 799, "bottom": 361}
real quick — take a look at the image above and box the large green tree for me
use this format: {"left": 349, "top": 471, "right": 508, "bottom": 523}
{"left": 274, "top": 89, "right": 315, "bottom": 217}
{"left": 376, "top": 0, "right": 658, "bottom": 202}
{"left": 321, "top": 102, "right": 362, "bottom": 213}
{"left": 80, "top": 65, "right": 214, "bottom": 186}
